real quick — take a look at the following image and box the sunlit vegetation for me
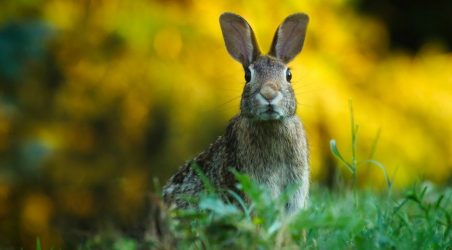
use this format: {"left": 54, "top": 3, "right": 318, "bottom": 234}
{"left": 0, "top": 0, "right": 451, "bottom": 248}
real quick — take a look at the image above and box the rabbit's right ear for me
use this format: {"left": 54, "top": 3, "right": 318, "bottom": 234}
{"left": 220, "top": 13, "right": 261, "bottom": 67}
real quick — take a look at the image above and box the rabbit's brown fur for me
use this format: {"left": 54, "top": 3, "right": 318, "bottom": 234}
{"left": 163, "top": 13, "right": 310, "bottom": 213}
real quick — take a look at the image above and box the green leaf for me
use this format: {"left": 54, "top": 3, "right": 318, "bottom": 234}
{"left": 199, "top": 196, "right": 239, "bottom": 216}
{"left": 330, "top": 139, "right": 354, "bottom": 173}
{"left": 363, "top": 159, "right": 392, "bottom": 189}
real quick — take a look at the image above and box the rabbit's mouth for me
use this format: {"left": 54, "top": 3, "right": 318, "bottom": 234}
{"left": 256, "top": 105, "right": 284, "bottom": 120}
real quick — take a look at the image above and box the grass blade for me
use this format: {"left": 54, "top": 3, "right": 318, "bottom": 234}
{"left": 36, "top": 237, "right": 41, "bottom": 250}
{"left": 330, "top": 139, "right": 354, "bottom": 173}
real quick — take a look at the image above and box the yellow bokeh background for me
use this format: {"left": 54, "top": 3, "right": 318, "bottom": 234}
{"left": 0, "top": 0, "right": 451, "bottom": 248}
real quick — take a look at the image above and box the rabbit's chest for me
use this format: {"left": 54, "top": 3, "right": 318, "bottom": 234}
{"left": 234, "top": 117, "right": 309, "bottom": 198}
{"left": 241, "top": 151, "right": 301, "bottom": 197}
{"left": 259, "top": 164, "right": 291, "bottom": 197}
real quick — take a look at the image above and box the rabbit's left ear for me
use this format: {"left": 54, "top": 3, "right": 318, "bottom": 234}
{"left": 269, "top": 13, "right": 309, "bottom": 63}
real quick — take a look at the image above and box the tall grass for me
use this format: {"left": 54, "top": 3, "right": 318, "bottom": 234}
{"left": 161, "top": 175, "right": 450, "bottom": 250}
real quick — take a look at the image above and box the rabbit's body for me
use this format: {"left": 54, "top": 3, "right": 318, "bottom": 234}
{"left": 163, "top": 13, "right": 310, "bottom": 213}
{"left": 163, "top": 115, "right": 309, "bottom": 211}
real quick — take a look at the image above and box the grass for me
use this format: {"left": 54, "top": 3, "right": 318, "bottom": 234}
{"left": 72, "top": 104, "right": 451, "bottom": 249}
{"left": 75, "top": 180, "right": 451, "bottom": 250}
{"left": 169, "top": 181, "right": 451, "bottom": 250}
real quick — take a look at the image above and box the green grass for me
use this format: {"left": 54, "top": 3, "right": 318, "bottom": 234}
{"left": 176, "top": 182, "right": 450, "bottom": 250}
{"left": 75, "top": 104, "right": 451, "bottom": 249}
{"left": 76, "top": 179, "right": 451, "bottom": 250}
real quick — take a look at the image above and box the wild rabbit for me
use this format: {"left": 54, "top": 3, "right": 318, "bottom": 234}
{"left": 163, "top": 12, "right": 310, "bottom": 213}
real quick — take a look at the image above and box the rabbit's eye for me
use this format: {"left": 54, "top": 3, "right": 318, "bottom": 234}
{"left": 244, "top": 68, "right": 251, "bottom": 83}
{"left": 286, "top": 69, "right": 292, "bottom": 82}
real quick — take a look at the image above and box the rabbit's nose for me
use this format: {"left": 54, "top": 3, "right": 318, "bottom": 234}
{"left": 260, "top": 83, "right": 280, "bottom": 101}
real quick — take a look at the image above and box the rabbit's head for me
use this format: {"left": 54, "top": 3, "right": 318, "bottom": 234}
{"left": 220, "top": 13, "right": 309, "bottom": 121}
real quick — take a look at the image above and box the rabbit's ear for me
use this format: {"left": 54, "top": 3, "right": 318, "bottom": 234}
{"left": 269, "top": 13, "right": 309, "bottom": 63}
{"left": 220, "top": 13, "right": 261, "bottom": 67}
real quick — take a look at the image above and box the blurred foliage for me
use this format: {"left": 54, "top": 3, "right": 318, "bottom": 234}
{"left": 0, "top": 0, "right": 451, "bottom": 248}
{"left": 355, "top": 0, "right": 452, "bottom": 52}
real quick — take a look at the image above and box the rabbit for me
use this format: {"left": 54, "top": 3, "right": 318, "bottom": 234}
{"left": 163, "top": 12, "right": 310, "bottom": 214}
